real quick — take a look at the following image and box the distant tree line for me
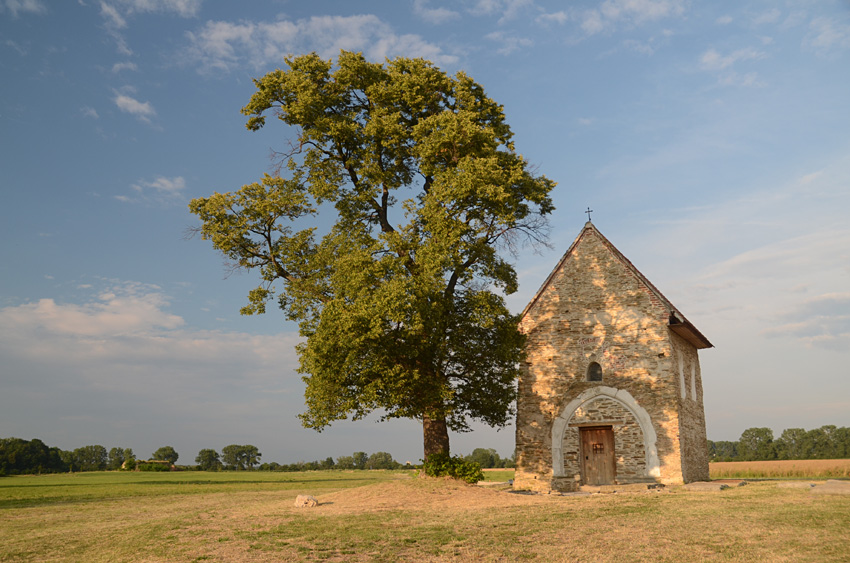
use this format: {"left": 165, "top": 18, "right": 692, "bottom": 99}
{"left": 0, "top": 438, "right": 174, "bottom": 475}
{"left": 709, "top": 426, "right": 850, "bottom": 462}
{"left": 2, "top": 437, "right": 505, "bottom": 476}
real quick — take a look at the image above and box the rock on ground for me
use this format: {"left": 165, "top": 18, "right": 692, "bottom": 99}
{"left": 294, "top": 494, "right": 319, "bottom": 507}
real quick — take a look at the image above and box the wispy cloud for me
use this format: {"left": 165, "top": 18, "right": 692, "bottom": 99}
{"left": 752, "top": 8, "right": 781, "bottom": 26}
{"left": 762, "top": 292, "right": 850, "bottom": 350}
{"left": 579, "top": 0, "right": 685, "bottom": 35}
{"left": 98, "top": 0, "right": 204, "bottom": 55}
{"left": 485, "top": 31, "right": 532, "bottom": 55}
{"left": 699, "top": 47, "right": 765, "bottom": 70}
{"left": 0, "top": 280, "right": 302, "bottom": 440}
{"left": 2, "top": 0, "right": 46, "bottom": 17}
{"left": 113, "top": 88, "right": 156, "bottom": 123}
{"left": 112, "top": 61, "right": 138, "bottom": 72}
{"left": 536, "top": 10, "right": 568, "bottom": 25}
{"left": 699, "top": 47, "right": 766, "bottom": 87}
{"left": 184, "top": 15, "right": 458, "bottom": 74}
{"left": 804, "top": 16, "right": 850, "bottom": 54}
{"left": 413, "top": 0, "right": 459, "bottom": 24}
{"left": 81, "top": 106, "right": 99, "bottom": 119}
{"left": 5, "top": 38, "right": 27, "bottom": 55}
{"left": 117, "top": 175, "right": 186, "bottom": 205}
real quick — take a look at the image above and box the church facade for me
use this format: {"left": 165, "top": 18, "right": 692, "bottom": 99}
{"left": 513, "top": 222, "right": 712, "bottom": 492}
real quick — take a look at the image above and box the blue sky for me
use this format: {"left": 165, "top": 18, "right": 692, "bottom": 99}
{"left": 1, "top": 0, "right": 848, "bottom": 465}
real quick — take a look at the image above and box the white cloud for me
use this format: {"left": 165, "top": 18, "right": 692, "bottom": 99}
{"left": 112, "top": 61, "right": 138, "bottom": 72}
{"left": 103, "top": 0, "right": 202, "bottom": 18}
{"left": 119, "top": 175, "right": 186, "bottom": 205}
{"left": 623, "top": 38, "right": 655, "bottom": 55}
{"left": 81, "top": 106, "right": 99, "bottom": 119}
{"left": 580, "top": 0, "right": 685, "bottom": 35}
{"left": 98, "top": 0, "right": 203, "bottom": 55}
{"left": 2, "top": 0, "right": 46, "bottom": 17}
{"left": 718, "top": 71, "right": 765, "bottom": 88}
{"left": 5, "top": 39, "right": 27, "bottom": 55}
{"left": 536, "top": 11, "right": 568, "bottom": 25}
{"left": 804, "top": 16, "right": 850, "bottom": 53}
{"left": 113, "top": 90, "right": 156, "bottom": 123}
{"left": 699, "top": 47, "right": 765, "bottom": 71}
{"left": 413, "top": 0, "right": 459, "bottom": 24}
{"left": 762, "top": 293, "right": 850, "bottom": 350}
{"left": 0, "top": 281, "right": 302, "bottom": 431}
{"left": 752, "top": 8, "right": 781, "bottom": 25}
{"left": 716, "top": 15, "right": 732, "bottom": 25}
{"left": 1, "top": 284, "right": 183, "bottom": 338}
{"left": 184, "top": 15, "right": 458, "bottom": 74}
{"left": 465, "top": 0, "right": 534, "bottom": 23}
{"left": 100, "top": 1, "right": 126, "bottom": 29}
{"left": 485, "top": 31, "right": 532, "bottom": 55}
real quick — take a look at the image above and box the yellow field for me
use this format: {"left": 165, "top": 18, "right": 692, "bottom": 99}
{"left": 710, "top": 458, "right": 850, "bottom": 479}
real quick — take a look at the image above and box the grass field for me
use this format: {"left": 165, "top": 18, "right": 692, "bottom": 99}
{"left": 2, "top": 470, "right": 849, "bottom": 562}
{"left": 709, "top": 459, "right": 850, "bottom": 479}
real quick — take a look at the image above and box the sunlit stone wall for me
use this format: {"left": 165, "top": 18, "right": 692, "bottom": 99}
{"left": 513, "top": 224, "right": 709, "bottom": 492}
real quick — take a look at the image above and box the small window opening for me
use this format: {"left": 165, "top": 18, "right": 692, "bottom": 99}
{"left": 587, "top": 361, "right": 603, "bottom": 382}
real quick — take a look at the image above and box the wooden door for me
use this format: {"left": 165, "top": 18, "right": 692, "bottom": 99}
{"left": 580, "top": 426, "right": 615, "bottom": 485}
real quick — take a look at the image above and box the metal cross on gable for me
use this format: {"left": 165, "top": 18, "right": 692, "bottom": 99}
{"left": 585, "top": 207, "right": 593, "bottom": 221}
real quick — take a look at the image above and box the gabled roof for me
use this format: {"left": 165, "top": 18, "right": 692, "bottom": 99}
{"left": 522, "top": 221, "right": 713, "bottom": 349}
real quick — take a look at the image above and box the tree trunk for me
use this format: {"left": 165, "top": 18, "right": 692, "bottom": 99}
{"left": 423, "top": 413, "right": 450, "bottom": 458}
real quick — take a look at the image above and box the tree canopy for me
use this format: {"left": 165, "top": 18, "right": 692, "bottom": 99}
{"left": 152, "top": 446, "right": 179, "bottom": 464}
{"left": 221, "top": 444, "right": 262, "bottom": 470}
{"left": 189, "top": 50, "right": 555, "bottom": 457}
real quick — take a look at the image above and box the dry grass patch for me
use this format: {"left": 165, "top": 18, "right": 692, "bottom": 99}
{"left": 2, "top": 472, "right": 849, "bottom": 562}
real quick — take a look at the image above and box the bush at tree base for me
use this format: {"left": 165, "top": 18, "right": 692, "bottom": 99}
{"left": 422, "top": 453, "right": 484, "bottom": 484}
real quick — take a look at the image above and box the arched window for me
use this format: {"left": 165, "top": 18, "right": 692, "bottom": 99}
{"left": 587, "top": 361, "right": 603, "bottom": 382}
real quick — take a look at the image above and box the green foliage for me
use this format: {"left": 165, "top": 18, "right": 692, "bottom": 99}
{"left": 189, "top": 50, "right": 555, "bottom": 456}
{"left": 0, "top": 438, "right": 68, "bottom": 475}
{"left": 422, "top": 452, "right": 483, "bottom": 484}
{"left": 221, "top": 445, "right": 261, "bottom": 470}
{"left": 709, "top": 425, "right": 850, "bottom": 462}
{"left": 137, "top": 461, "right": 171, "bottom": 472}
{"left": 72, "top": 445, "right": 109, "bottom": 472}
{"left": 335, "top": 456, "right": 355, "bottom": 469}
{"left": 352, "top": 452, "right": 369, "bottom": 470}
{"left": 152, "top": 446, "right": 179, "bottom": 464}
{"left": 195, "top": 449, "right": 222, "bottom": 471}
{"left": 366, "top": 451, "right": 398, "bottom": 470}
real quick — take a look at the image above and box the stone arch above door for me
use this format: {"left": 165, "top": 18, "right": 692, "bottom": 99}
{"left": 551, "top": 386, "right": 660, "bottom": 478}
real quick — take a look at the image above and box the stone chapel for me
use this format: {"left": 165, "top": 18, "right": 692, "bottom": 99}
{"left": 513, "top": 221, "right": 712, "bottom": 492}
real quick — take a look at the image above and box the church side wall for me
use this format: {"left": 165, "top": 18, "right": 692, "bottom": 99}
{"left": 670, "top": 332, "right": 710, "bottom": 482}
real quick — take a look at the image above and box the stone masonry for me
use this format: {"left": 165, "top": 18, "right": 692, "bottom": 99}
{"left": 514, "top": 222, "right": 712, "bottom": 493}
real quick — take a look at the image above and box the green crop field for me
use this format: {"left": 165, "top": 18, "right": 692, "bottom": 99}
{"left": 1, "top": 470, "right": 848, "bottom": 562}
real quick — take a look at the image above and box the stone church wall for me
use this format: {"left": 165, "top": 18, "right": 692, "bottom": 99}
{"left": 514, "top": 224, "right": 709, "bottom": 492}
{"left": 671, "top": 332, "right": 710, "bottom": 482}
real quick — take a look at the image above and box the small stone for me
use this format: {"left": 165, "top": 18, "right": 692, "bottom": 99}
{"left": 294, "top": 494, "right": 319, "bottom": 507}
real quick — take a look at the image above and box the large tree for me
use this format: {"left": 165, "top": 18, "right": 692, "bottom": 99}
{"left": 152, "top": 446, "right": 179, "bottom": 464}
{"left": 221, "top": 444, "right": 262, "bottom": 470}
{"left": 189, "top": 51, "right": 555, "bottom": 458}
